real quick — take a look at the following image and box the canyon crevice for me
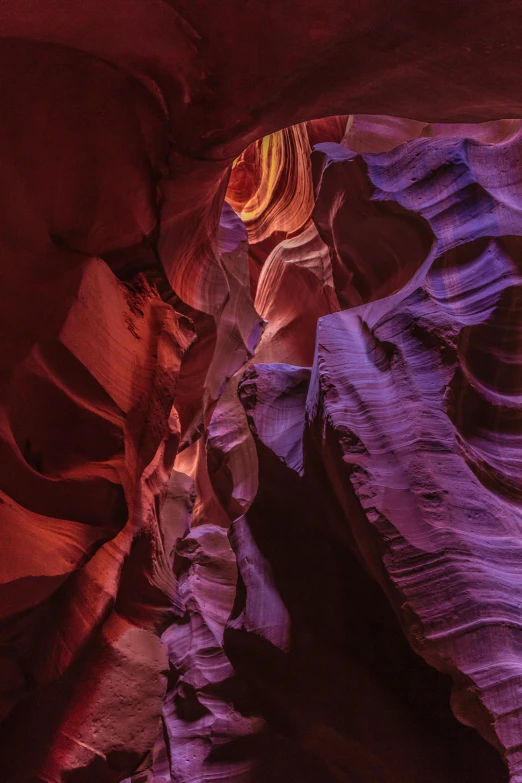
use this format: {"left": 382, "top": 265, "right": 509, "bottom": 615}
{"left": 1, "top": 4, "right": 522, "bottom": 782}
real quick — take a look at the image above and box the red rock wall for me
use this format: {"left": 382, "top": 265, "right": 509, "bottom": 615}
{"left": 1, "top": 5, "right": 522, "bottom": 782}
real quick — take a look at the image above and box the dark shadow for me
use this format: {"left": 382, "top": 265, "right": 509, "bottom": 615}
{"left": 220, "top": 436, "right": 509, "bottom": 783}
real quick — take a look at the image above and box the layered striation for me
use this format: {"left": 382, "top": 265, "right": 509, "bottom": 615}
{"left": 127, "top": 122, "right": 522, "bottom": 783}
{"left": 2, "top": 4, "right": 522, "bottom": 782}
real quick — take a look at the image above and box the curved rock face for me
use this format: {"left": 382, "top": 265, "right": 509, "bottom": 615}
{"left": 2, "top": 5, "right": 522, "bottom": 783}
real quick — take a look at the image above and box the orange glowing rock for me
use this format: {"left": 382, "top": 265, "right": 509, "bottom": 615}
{"left": 227, "top": 123, "right": 314, "bottom": 244}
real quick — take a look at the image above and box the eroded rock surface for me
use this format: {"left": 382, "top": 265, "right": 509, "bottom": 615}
{"left": 1, "top": 5, "right": 522, "bottom": 782}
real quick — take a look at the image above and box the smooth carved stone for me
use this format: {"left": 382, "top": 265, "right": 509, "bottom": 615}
{"left": 0, "top": 259, "right": 192, "bottom": 781}
{"left": 239, "top": 363, "right": 311, "bottom": 475}
{"left": 3, "top": 6, "right": 522, "bottom": 773}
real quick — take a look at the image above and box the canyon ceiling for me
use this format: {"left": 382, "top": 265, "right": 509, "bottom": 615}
{"left": 1, "top": 2, "right": 522, "bottom": 782}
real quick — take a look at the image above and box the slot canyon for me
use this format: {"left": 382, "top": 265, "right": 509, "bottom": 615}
{"left": 2, "top": 2, "right": 522, "bottom": 781}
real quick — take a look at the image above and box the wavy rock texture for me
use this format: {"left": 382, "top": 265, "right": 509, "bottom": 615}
{"left": 0, "top": 260, "right": 193, "bottom": 781}
{"left": 117, "top": 121, "right": 522, "bottom": 783}
{"left": 3, "top": 4, "right": 522, "bottom": 783}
